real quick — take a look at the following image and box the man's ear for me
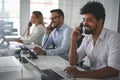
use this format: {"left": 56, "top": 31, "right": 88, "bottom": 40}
{"left": 60, "top": 16, "right": 64, "bottom": 20}
{"left": 98, "top": 19, "right": 103, "bottom": 26}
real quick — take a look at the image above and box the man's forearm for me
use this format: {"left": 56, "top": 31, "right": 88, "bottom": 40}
{"left": 76, "top": 66, "right": 119, "bottom": 79}
{"left": 69, "top": 39, "right": 78, "bottom": 65}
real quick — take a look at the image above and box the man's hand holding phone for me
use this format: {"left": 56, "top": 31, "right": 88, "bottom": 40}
{"left": 71, "top": 22, "right": 83, "bottom": 41}
{"left": 45, "top": 22, "right": 54, "bottom": 34}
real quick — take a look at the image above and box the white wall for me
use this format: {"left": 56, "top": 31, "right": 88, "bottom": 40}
{"left": 96, "top": 0, "right": 119, "bottom": 32}
{"left": 59, "top": 0, "right": 119, "bottom": 32}
{"left": 20, "top": 0, "right": 30, "bottom": 36}
{"left": 59, "top": 0, "right": 89, "bottom": 28}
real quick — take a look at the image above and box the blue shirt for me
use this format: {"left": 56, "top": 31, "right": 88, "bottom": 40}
{"left": 42, "top": 24, "right": 73, "bottom": 60}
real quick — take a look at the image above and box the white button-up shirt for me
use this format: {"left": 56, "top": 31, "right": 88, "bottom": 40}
{"left": 77, "top": 28, "right": 120, "bottom": 80}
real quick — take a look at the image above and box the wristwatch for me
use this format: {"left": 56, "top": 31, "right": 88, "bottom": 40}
{"left": 42, "top": 50, "right": 46, "bottom": 55}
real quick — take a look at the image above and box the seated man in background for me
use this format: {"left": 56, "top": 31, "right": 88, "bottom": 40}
{"left": 33, "top": 9, "right": 73, "bottom": 60}
{"left": 65, "top": 1, "right": 120, "bottom": 80}
{"left": 16, "top": 11, "right": 45, "bottom": 46}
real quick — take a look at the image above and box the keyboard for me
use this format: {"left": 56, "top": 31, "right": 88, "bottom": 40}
{"left": 41, "top": 69, "right": 64, "bottom": 80}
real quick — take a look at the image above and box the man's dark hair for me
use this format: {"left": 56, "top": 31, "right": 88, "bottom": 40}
{"left": 50, "top": 9, "right": 64, "bottom": 17}
{"left": 80, "top": 1, "right": 106, "bottom": 25}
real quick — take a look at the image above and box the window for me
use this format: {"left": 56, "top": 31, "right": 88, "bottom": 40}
{"left": 0, "top": 0, "right": 59, "bottom": 36}
{"left": 0, "top": 0, "right": 20, "bottom": 35}
{"left": 30, "top": 0, "right": 58, "bottom": 25}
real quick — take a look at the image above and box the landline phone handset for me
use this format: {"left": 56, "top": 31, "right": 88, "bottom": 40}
{"left": 28, "top": 21, "right": 32, "bottom": 27}
{"left": 79, "top": 22, "right": 84, "bottom": 34}
{"left": 49, "top": 22, "right": 54, "bottom": 30}
{"left": 41, "top": 22, "right": 54, "bottom": 48}
{"left": 22, "top": 21, "right": 32, "bottom": 37}
{"left": 77, "top": 22, "right": 85, "bottom": 47}
{"left": 19, "top": 45, "right": 38, "bottom": 59}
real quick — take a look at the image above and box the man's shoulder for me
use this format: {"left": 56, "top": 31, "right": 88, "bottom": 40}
{"left": 62, "top": 24, "right": 73, "bottom": 31}
{"left": 64, "top": 24, "right": 73, "bottom": 29}
{"left": 102, "top": 28, "right": 120, "bottom": 44}
{"left": 104, "top": 28, "right": 120, "bottom": 38}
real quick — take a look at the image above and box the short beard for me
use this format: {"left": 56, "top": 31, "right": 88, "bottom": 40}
{"left": 84, "top": 25, "right": 98, "bottom": 34}
{"left": 85, "top": 30, "right": 92, "bottom": 34}
{"left": 84, "top": 26, "right": 93, "bottom": 34}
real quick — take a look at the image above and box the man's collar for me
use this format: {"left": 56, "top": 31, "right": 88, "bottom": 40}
{"left": 56, "top": 24, "right": 65, "bottom": 31}
{"left": 98, "top": 28, "right": 106, "bottom": 40}
{"left": 86, "top": 28, "right": 106, "bottom": 41}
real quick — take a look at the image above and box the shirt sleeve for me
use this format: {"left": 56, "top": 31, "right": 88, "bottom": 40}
{"left": 108, "top": 33, "right": 120, "bottom": 71}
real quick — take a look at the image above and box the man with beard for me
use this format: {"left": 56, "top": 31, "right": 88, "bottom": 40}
{"left": 33, "top": 9, "right": 73, "bottom": 60}
{"left": 64, "top": 1, "right": 120, "bottom": 80}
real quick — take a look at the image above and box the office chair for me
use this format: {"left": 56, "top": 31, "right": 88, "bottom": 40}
{"left": 3, "top": 22, "right": 18, "bottom": 36}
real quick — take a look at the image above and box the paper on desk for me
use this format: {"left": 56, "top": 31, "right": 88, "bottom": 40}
{"left": 0, "top": 56, "right": 21, "bottom": 72}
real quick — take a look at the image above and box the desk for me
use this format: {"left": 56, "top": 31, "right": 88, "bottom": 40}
{"left": 6, "top": 42, "right": 103, "bottom": 80}
{"left": 0, "top": 56, "right": 33, "bottom": 80}
{"left": 22, "top": 55, "right": 103, "bottom": 80}
{"left": 5, "top": 35, "right": 21, "bottom": 41}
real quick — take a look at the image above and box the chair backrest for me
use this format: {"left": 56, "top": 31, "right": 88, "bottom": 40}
{"left": 0, "top": 20, "right": 4, "bottom": 27}
{"left": 0, "top": 20, "right": 5, "bottom": 34}
{"left": 4, "top": 22, "right": 13, "bottom": 28}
